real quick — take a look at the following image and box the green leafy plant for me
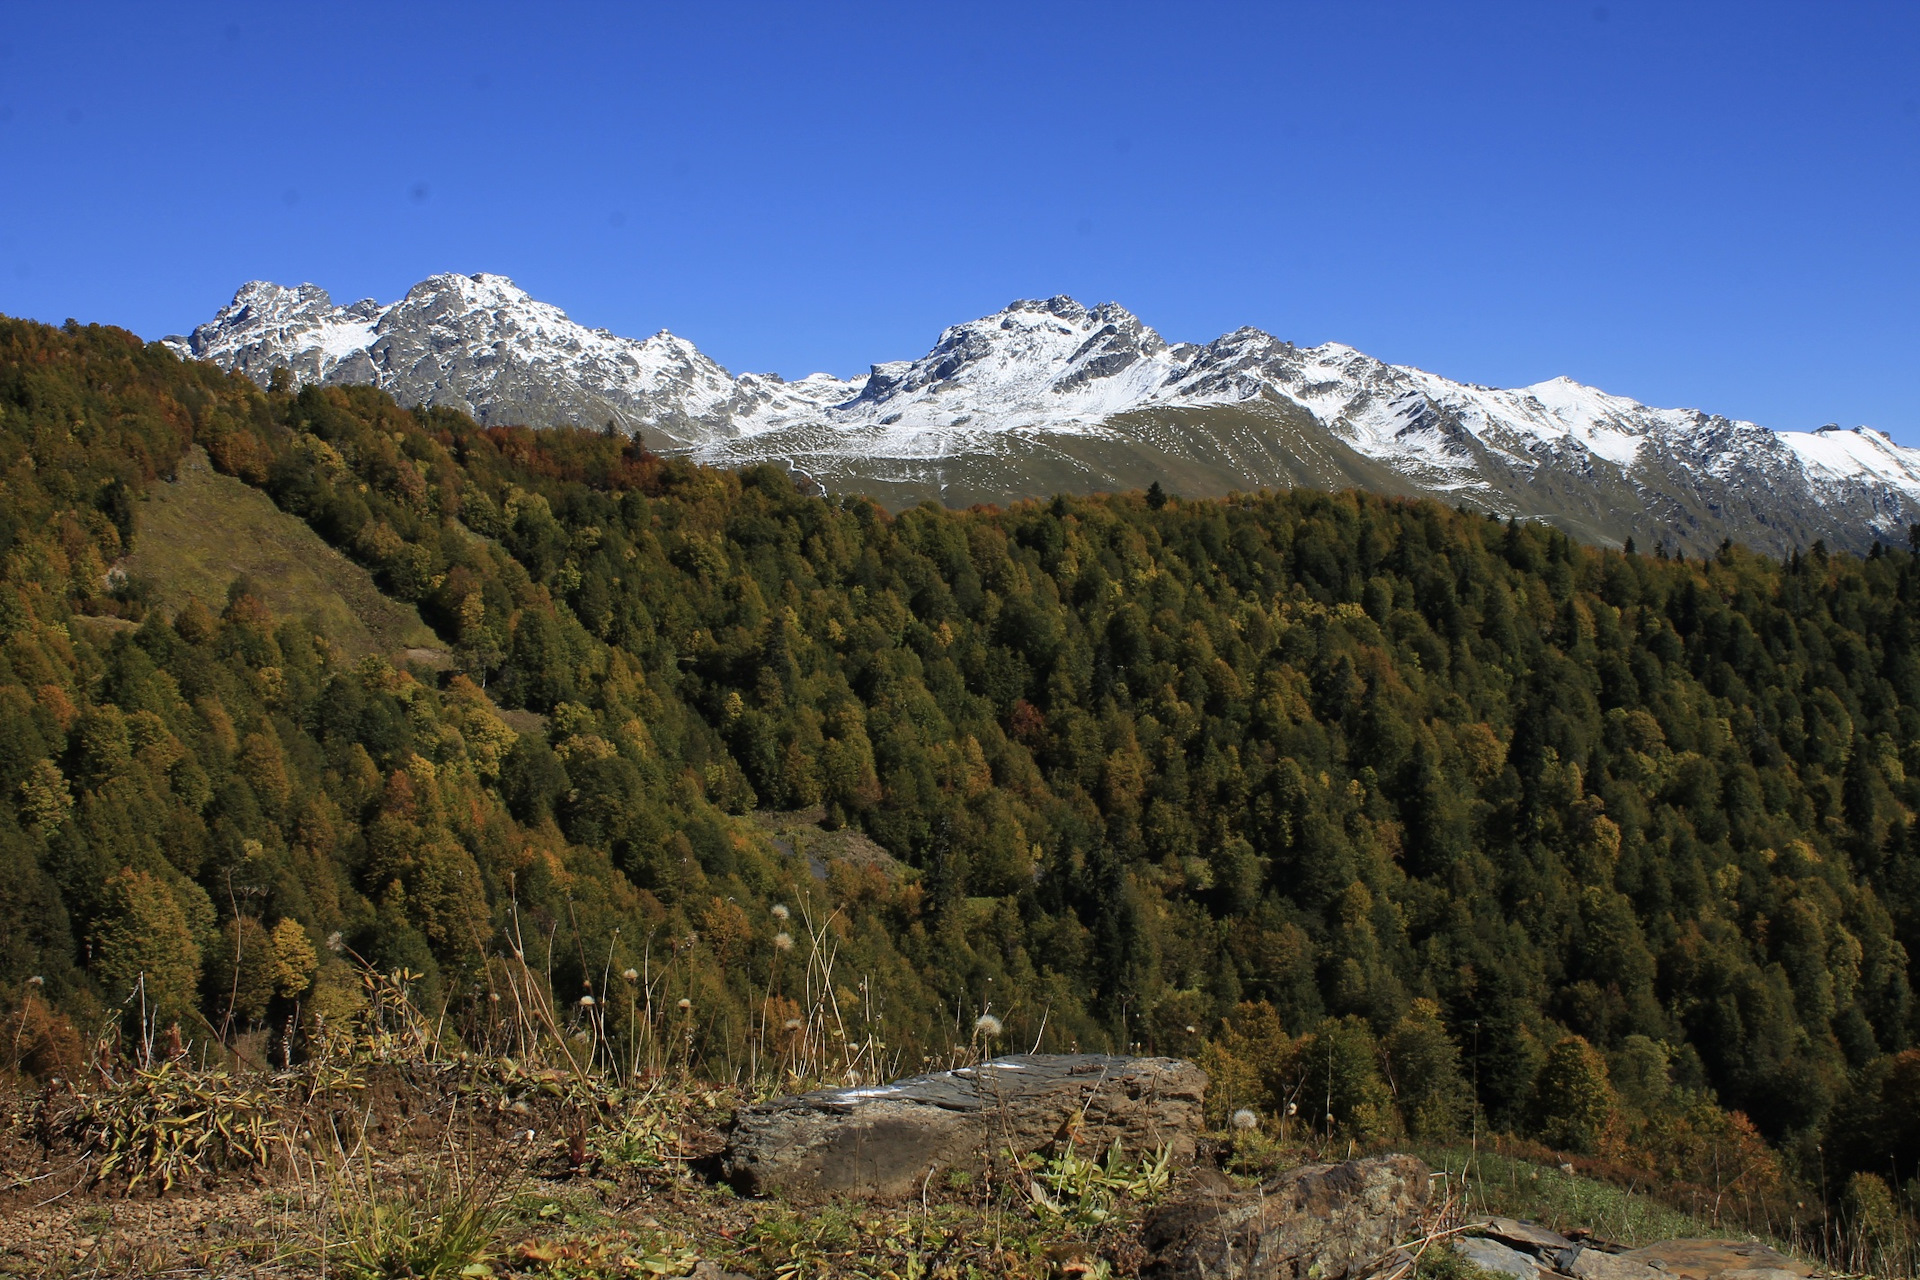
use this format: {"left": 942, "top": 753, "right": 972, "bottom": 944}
{"left": 1027, "top": 1139, "right": 1173, "bottom": 1226}
{"left": 589, "top": 1103, "right": 678, "bottom": 1168}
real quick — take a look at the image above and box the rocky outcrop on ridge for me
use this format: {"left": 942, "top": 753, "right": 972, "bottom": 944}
{"left": 721, "top": 1053, "right": 1206, "bottom": 1201}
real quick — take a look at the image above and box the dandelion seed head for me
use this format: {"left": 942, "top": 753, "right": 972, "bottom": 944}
{"left": 1285, "top": 1102, "right": 1298, "bottom": 1116}
{"left": 1231, "top": 1108, "right": 1259, "bottom": 1131}
{"left": 578, "top": 995, "right": 595, "bottom": 1007}
{"left": 771, "top": 903, "right": 790, "bottom": 921}
{"left": 773, "top": 931, "right": 794, "bottom": 952}
{"left": 783, "top": 1018, "right": 803, "bottom": 1032}
{"left": 677, "top": 997, "right": 692, "bottom": 1010}
{"left": 973, "top": 1013, "right": 1003, "bottom": 1038}
{"left": 622, "top": 968, "right": 639, "bottom": 983}
{"left": 325, "top": 931, "right": 344, "bottom": 953}
{"left": 26, "top": 975, "right": 44, "bottom": 986}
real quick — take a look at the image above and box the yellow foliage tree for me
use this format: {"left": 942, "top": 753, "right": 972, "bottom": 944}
{"left": 92, "top": 867, "right": 202, "bottom": 1016}
{"left": 1535, "top": 1034, "right": 1616, "bottom": 1153}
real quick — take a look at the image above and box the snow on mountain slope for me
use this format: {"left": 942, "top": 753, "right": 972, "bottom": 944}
{"left": 164, "top": 274, "right": 864, "bottom": 442}
{"left": 165, "top": 275, "right": 1920, "bottom": 553}
{"left": 1781, "top": 424, "right": 1920, "bottom": 490}
{"left": 813, "top": 296, "right": 1183, "bottom": 430}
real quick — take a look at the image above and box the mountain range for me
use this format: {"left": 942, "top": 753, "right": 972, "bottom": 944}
{"left": 162, "top": 272, "right": 1920, "bottom": 556}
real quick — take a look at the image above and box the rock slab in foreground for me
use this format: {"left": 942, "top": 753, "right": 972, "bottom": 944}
{"left": 723, "top": 1053, "right": 1205, "bottom": 1200}
{"left": 1145, "top": 1155, "right": 1430, "bottom": 1280}
{"left": 1454, "top": 1237, "right": 1550, "bottom": 1280}
{"left": 1562, "top": 1247, "right": 1667, "bottom": 1280}
{"left": 1617, "top": 1241, "right": 1811, "bottom": 1280}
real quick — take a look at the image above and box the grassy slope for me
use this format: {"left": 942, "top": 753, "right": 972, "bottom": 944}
{"left": 1415, "top": 1145, "right": 1796, "bottom": 1252}
{"left": 121, "top": 445, "right": 440, "bottom": 657}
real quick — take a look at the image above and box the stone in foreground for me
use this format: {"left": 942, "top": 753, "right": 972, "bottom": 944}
{"left": 1617, "top": 1241, "right": 1811, "bottom": 1280}
{"left": 722, "top": 1053, "right": 1205, "bottom": 1200}
{"left": 1144, "top": 1155, "right": 1430, "bottom": 1280}
{"left": 1478, "top": 1218, "right": 1574, "bottom": 1254}
{"left": 1562, "top": 1246, "right": 1667, "bottom": 1280}
{"left": 1454, "top": 1237, "right": 1549, "bottom": 1280}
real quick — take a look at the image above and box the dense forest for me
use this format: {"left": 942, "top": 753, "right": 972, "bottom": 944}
{"left": 3, "top": 317, "right": 1919, "bottom": 1218}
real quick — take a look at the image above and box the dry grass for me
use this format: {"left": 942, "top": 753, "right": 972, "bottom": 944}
{"left": 122, "top": 445, "right": 439, "bottom": 656}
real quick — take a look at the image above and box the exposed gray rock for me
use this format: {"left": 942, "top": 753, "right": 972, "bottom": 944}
{"left": 1144, "top": 1154, "right": 1430, "bottom": 1280}
{"left": 1454, "top": 1237, "right": 1548, "bottom": 1280}
{"left": 1562, "top": 1246, "right": 1665, "bottom": 1280}
{"left": 1479, "top": 1217, "right": 1576, "bottom": 1253}
{"left": 722, "top": 1053, "right": 1205, "bottom": 1201}
{"left": 1617, "top": 1240, "right": 1810, "bottom": 1280}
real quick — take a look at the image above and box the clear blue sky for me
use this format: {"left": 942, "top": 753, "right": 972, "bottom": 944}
{"left": 2, "top": 2, "right": 1916, "bottom": 443}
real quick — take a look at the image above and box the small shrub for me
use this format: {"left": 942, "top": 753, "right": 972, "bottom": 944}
{"left": 64, "top": 1061, "right": 274, "bottom": 1192}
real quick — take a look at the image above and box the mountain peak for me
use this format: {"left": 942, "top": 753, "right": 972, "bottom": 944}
{"left": 164, "top": 272, "right": 1920, "bottom": 554}
{"left": 997, "top": 295, "right": 1151, "bottom": 333}
{"left": 405, "top": 271, "right": 536, "bottom": 309}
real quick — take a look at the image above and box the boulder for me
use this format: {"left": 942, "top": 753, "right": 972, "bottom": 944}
{"left": 722, "top": 1053, "right": 1206, "bottom": 1200}
{"left": 1144, "top": 1155, "right": 1430, "bottom": 1280}
{"left": 1454, "top": 1237, "right": 1547, "bottom": 1280}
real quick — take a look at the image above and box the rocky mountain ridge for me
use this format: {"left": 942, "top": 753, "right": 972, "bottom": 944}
{"left": 163, "top": 274, "right": 1920, "bottom": 555}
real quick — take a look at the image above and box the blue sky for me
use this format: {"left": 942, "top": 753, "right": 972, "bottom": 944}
{"left": 2, "top": 2, "right": 1916, "bottom": 444}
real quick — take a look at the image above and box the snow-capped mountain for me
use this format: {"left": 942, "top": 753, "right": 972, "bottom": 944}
{"left": 164, "top": 275, "right": 1920, "bottom": 556}
{"left": 164, "top": 274, "right": 859, "bottom": 442}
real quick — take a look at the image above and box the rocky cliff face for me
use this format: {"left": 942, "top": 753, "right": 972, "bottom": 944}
{"left": 166, "top": 275, "right": 1920, "bottom": 555}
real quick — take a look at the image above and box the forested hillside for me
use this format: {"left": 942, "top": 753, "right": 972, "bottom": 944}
{"left": 3, "top": 317, "right": 1919, "bottom": 1211}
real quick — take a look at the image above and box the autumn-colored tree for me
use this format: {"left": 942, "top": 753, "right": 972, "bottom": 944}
{"left": 269, "top": 918, "right": 319, "bottom": 1000}
{"left": 18, "top": 759, "right": 73, "bottom": 832}
{"left": 91, "top": 867, "right": 202, "bottom": 1017}
{"left": 1535, "top": 1034, "right": 1616, "bottom": 1153}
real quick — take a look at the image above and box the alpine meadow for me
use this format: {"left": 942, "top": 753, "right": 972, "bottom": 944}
{"left": 5, "top": 316, "right": 1920, "bottom": 1264}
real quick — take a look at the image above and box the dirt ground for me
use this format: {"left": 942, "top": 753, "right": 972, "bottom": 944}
{"left": 0, "top": 1065, "right": 1161, "bottom": 1279}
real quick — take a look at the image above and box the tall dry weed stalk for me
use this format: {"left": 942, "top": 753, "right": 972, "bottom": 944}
{"left": 745, "top": 898, "right": 899, "bottom": 1094}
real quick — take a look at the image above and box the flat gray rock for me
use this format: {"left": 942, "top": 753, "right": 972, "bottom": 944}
{"left": 1456, "top": 1237, "right": 1548, "bottom": 1280}
{"left": 1563, "top": 1247, "right": 1665, "bottom": 1280}
{"left": 1619, "top": 1241, "right": 1810, "bottom": 1280}
{"left": 723, "top": 1053, "right": 1206, "bottom": 1200}
{"left": 1481, "top": 1218, "right": 1576, "bottom": 1253}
